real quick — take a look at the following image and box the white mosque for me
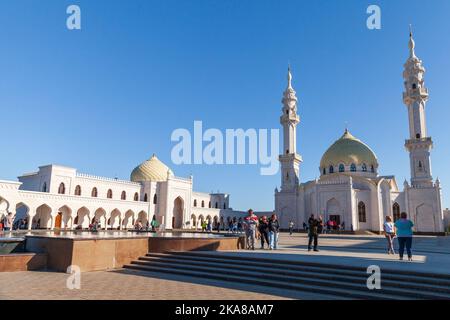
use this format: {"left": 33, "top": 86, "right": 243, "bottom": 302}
{"left": 1, "top": 31, "right": 448, "bottom": 234}
{"left": 0, "top": 154, "right": 238, "bottom": 231}
{"left": 275, "top": 32, "right": 445, "bottom": 233}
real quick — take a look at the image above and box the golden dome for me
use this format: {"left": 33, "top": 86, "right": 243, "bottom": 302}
{"left": 130, "top": 154, "right": 172, "bottom": 182}
{"left": 320, "top": 130, "right": 378, "bottom": 169}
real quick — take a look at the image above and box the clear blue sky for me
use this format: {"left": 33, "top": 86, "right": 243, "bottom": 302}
{"left": 1, "top": 0, "right": 449, "bottom": 211}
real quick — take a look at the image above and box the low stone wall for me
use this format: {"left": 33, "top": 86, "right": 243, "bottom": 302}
{"left": 148, "top": 236, "right": 245, "bottom": 253}
{"left": 26, "top": 236, "right": 149, "bottom": 272}
{"left": 25, "top": 234, "right": 244, "bottom": 272}
{"left": 0, "top": 253, "right": 47, "bottom": 272}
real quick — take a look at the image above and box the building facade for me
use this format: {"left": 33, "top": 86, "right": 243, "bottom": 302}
{"left": 0, "top": 154, "right": 237, "bottom": 230}
{"left": 275, "top": 32, "right": 445, "bottom": 233}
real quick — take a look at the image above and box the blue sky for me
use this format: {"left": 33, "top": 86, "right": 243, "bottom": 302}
{"left": 0, "top": 0, "right": 449, "bottom": 211}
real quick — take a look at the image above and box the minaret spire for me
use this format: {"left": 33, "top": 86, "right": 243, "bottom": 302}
{"left": 287, "top": 65, "right": 293, "bottom": 89}
{"left": 408, "top": 24, "right": 416, "bottom": 59}
{"left": 402, "top": 28, "right": 433, "bottom": 187}
{"left": 279, "top": 67, "right": 302, "bottom": 191}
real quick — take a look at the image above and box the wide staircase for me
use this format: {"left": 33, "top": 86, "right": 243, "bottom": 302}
{"left": 123, "top": 251, "right": 450, "bottom": 300}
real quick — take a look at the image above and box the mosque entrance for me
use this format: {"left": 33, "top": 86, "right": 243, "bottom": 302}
{"left": 329, "top": 215, "right": 341, "bottom": 227}
{"left": 172, "top": 197, "right": 184, "bottom": 229}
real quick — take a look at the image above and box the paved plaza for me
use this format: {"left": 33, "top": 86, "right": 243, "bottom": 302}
{"left": 1, "top": 232, "right": 449, "bottom": 300}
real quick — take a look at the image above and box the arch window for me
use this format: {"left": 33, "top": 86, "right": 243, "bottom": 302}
{"left": 329, "top": 165, "right": 334, "bottom": 174}
{"left": 350, "top": 163, "right": 356, "bottom": 172}
{"left": 209, "top": 201, "right": 211, "bottom": 208}
{"left": 75, "top": 185, "right": 82, "bottom": 196}
{"left": 134, "top": 192, "right": 139, "bottom": 201}
{"left": 107, "top": 189, "right": 113, "bottom": 199}
{"left": 58, "top": 183, "right": 65, "bottom": 194}
{"left": 194, "top": 199, "right": 197, "bottom": 207}
{"left": 42, "top": 182, "right": 47, "bottom": 192}
{"left": 322, "top": 168, "right": 326, "bottom": 175}
{"left": 223, "top": 203, "right": 226, "bottom": 209}
{"left": 144, "top": 193, "right": 148, "bottom": 202}
{"left": 153, "top": 194, "right": 157, "bottom": 204}
{"left": 215, "top": 202, "right": 218, "bottom": 209}
{"left": 362, "top": 163, "right": 367, "bottom": 172}
{"left": 339, "top": 164, "right": 345, "bottom": 172}
{"left": 201, "top": 200, "right": 205, "bottom": 208}
{"left": 371, "top": 165, "right": 375, "bottom": 173}
{"left": 121, "top": 191, "right": 126, "bottom": 200}
{"left": 358, "top": 201, "right": 366, "bottom": 223}
{"left": 393, "top": 203, "right": 400, "bottom": 222}
{"left": 91, "top": 187, "right": 98, "bottom": 197}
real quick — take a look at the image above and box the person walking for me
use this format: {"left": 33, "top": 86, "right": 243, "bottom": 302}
{"left": 244, "top": 209, "right": 258, "bottom": 250}
{"left": 383, "top": 216, "right": 396, "bottom": 254}
{"left": 258, "top": 216, "right": 270, "bottom": 249}
{"left": 307, "top": 214, "right": 320, "bottom": 252}
{"left": 288, "top": 220, "right": 294, "bottom": 235}
{"left": 269, "top": 214, "right": 280, "bottom": 250}
{"left": 395, "top": 212, "right": 414, "bottom": 261}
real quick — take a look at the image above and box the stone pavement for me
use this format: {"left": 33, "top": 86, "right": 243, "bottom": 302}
{"left": 0, "top": 269, "right": 298, "bottom": 300}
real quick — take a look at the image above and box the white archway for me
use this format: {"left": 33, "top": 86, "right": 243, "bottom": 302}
{"left": 15, "top": 202, "right": 31, "bottom": 229}
{"left": 122, "top": 210, "right": 135, "bottom": 229}
{"left": 34, "top": 204, "right": 53, "bottom": 229}
{"left": 94, "top": 208, "right": 107, "bottom": 230}
{"left": 75, "top": 207, "right": 90, "bottom": 229}
{"left": 191, "top": 214, "right": 197, "bottom": 229}
{"left": 57, "top": 205, "right": 72, "bottom": 229}
{"left": 110, "top": 209, "right": 121, "bottom": 229}
{"left": 137, "top": 210, "right": 148, "bottom": 226}
{"left": 172, "top": 197, "right": 184, "bottom": 229}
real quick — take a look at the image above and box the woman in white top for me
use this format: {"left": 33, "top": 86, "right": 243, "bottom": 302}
{"left": 383, "top": 216, "right": 396, "bottom": 254}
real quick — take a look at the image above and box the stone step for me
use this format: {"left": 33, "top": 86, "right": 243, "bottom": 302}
{"left": 123, "top": 263, "right": 397, "bottom": 300}
{"left": 138, "top": 255, "right": 450, "bottom": 295}
{"left": 171, "top": 251, "right": 450, "bottom": 280}
{"left": 128, "top": 257, "right": 450, "bottom": 299}
{"left": 145, "top": 252, "right": 450, "bottom": 287}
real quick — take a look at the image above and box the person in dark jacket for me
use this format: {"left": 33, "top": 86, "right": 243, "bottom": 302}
{"left": 269, "top": 213, "right": 280, "bottom": 250}
{"left": 258, "top": 216, "right": 270, "bottom": 249}
{"left": 308, "top": 214, "right": 321, "bottom": 252}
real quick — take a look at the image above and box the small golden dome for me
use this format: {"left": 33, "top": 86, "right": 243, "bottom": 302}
{"left": 320, "top": 130, "right": 378, "bottom": 169}
{"left": 130, "top": 154, "right": 172, "bottom": 182}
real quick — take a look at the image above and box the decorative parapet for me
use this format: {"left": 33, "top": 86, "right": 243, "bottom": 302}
{"left": 0, "top": 180, "right": 22, "bottom": 191}
{"left": 76, "top": 173, "right": 141, "bottom": 186}
{"left": 15, "top": 189, "right": 151, "bottom": 207}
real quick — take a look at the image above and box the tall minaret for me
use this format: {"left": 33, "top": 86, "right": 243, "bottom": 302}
{"left": 279, "top": 67, "right": 302, "bottom": 191}
{"left": 403, "top": 28, "right": 433, "bottom": 187}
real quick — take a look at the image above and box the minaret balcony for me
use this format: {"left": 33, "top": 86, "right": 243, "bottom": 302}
{"left": 280, "top": 114, "right": 300, "bottom": 124}
{"left": 403, "top": 88, "right": 428, "bottom": 101}
{"left": 405, "top": 137, "right": 433, "bottom": 151}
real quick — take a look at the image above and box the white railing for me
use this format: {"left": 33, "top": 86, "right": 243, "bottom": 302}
{"left": 76, "top": 173, "right": 141, "bottom": 186}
